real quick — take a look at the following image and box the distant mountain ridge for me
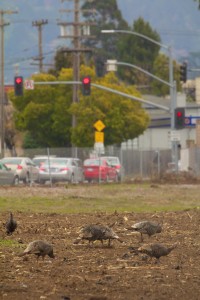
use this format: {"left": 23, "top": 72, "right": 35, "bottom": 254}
{"left": 3, "top": 0, "right": 200, "bottom": 82}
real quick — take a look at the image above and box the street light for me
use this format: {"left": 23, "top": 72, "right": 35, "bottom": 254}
{"left": 101, "top": 29, "right": 178, "bottom": 169}
{"left": 101, "top": 30, "right": 174, "bottom": 120}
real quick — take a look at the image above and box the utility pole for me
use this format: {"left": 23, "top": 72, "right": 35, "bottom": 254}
{"left": 58, "top": 0, "right": 94, "bottom": 133}
{"left": 0, "top": 9, "right": 17, "bottom": 158}
{"left": 32, "top": 19, "right": 48, "bottom": 73}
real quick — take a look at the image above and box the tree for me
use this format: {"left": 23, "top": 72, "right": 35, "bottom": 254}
{"left": 117, "top": 17, "right": 161, "bottom": 85}
{"left": 48, "top": 50, "right": 73, "bottom": 76}
{"left": 70, "top": 68, "right": 150, "bottom": 147}
{"left": 81, "top": 0, "right": 129, "bottom": 65}
{"left": 9, "top": 73, "right": 73, "bottom": 147}
{"left": 194, "top": 0, "right": 200, "bottom": 9}
{"left": 82, "top": 1, "right": 162, "bottom": 86}
{"left": 9, "top": 66, "right": 149, "bottom": 148}
{"left": 151, "top": 54, "right": 182, "bottom": 96}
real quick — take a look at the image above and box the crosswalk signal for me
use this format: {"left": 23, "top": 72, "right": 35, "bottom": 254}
{"left": 174, "top": 107, "right": 185, "bottom": 129}
{"left": 180, "top": 63, "right": 187, "bottom": 83}
{"left": 14, "top": 76, "right": 24, "bottom": 96}
{"left": 82, "top": 76, "right": 91, "bottom": 96}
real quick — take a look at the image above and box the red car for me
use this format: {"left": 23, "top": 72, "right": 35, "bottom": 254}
{"left": 83, "top": 158, "right": 118, "bottom": 182}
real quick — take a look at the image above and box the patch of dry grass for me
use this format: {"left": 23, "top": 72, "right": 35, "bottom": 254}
{"left": 0, "top": 183, "right": 199, "bottom": 213}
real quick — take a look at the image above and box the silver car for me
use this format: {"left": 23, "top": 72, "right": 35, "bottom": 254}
{"left": 1, "top": 157, "right": 39, "bottom": 184}
{"left": 0, "top": 161, "right": 20, "bottom": 185}
{"left": 38, "top": 157, "right": 84, "bottom": 184}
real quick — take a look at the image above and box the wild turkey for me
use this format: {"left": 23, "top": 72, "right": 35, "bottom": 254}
{"left": 5, "top": 212, "right": 17, "bottom": 235}
{"left": 74, "top": 224, "right": 123, "bottom": 246}
{"left": 19, "top": 240, "right": 55, "bottom": 260}
{"left": 138, "top": 243, "right": 177, "bottom": 262}
{"left": 128, "top": 221, "right": 162, "bottom": 242}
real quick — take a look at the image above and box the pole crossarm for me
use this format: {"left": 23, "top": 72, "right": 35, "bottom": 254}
{"left": 33, "top": 81, "right": 169, "bottom": 111}
{"left": 116, "top": 61, "right": 172, "bottom": 87}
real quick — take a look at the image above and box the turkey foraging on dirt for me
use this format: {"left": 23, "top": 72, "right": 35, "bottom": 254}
{"left": 138, "top": 243, "right": 177, "bottom": 262}
{"left": 19, "top": 240, "right": 55, "bottom": 260}
{"left": 128, "top": 221, "right": 162, "bottom": 242}
{"left": 73, "top": 224, "right": 123, "bottom": 246}
{"left": 5, "top": 212, "right": 17, "bottom": 235}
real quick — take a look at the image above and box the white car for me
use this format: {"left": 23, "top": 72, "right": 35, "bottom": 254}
{"left": 1, "top": 157, "right": 39, "bottom": 184}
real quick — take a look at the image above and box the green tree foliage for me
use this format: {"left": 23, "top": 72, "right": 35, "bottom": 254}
{"left": 9, "top": 73, "right": 72, "bottom": 147}
{"left": 70, "top": 68, "right": 149, "bottom": 147}
{"left": 117, "top": 17, "right": 161, "bottom": 85}
{"left": 82, "top": 1, "right": 162, "bottom": 87}
{"left": 194, "top": 0, "right": 200, "bottom": 9}
{"left": 81, "top": 0, "right": 129, "bottom": 63}
{"left": 9, "top": 67, "right": 149, "bottom": 148}
{"left": 48, "top": 50, "right": 73, "bottom": 76}
{"left": 151, "top": 53, "right": 181, "bottom": 96}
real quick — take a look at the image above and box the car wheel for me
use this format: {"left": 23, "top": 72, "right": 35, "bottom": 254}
{"left": 39, "top": 179, "right": 46, "bottom": 184}
{"left": 70, "top": 174, "right": 75, "bottom": 183}
{"left": 115, "top": 173, "right": 119, "bottom": 183}
{"left": 13, "top": 176, "right": 19, "bottom": 186}
{"left": 23, "top": 173, "right": 30, "bottom": 184}
{"left": 105, "top": 174, "right": 109, "bottom": 183}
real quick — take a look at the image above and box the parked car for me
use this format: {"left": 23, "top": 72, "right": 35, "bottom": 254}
{"left": 1, "top": 157, "right": 39, "bottom": 184}
{"left": 0, "top": 161, "right": 20, "bottom": 185}
{"left": 101, "top": 156, "right": 124, "bottom": 181}
{"left": 38, "top": 157, "right": 84, "bottom": 184}
{"left": 83, "top": 158, "right": 118, "bottom": 183}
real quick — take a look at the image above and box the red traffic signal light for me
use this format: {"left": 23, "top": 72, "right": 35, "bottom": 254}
{"left": 82, "top": 76, "right": 91, "bottom": 96}
{"left": 14, "top": 76, "right": 23, "bottom": 96}
{"left": 174, "top": 107, "right": 185, "bottom": 129}
{"left": 176, "top": 111, "right": 182, "bottom": 118}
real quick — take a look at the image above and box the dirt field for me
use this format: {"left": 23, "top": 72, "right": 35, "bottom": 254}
{"left": 1, "top": 185, "right": 200, "bottom": 299}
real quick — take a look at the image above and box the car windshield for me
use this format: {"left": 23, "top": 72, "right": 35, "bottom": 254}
{"left": 43, "top": 159, "right": 69, "bottom": 167}
{"left": 106, "top": 158, "right": 119, "bottom": 165}
{"left": 84, "top": 159, "right": 103, "bottom": 166}
{"left": 2, "top": 158, "right": 22, "bottom": 165}
{"left": 33, "top": 158, "right": 48, "bottom": 166}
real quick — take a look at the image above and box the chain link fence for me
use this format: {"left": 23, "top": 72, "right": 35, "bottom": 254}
{"left": 6, "top": 145, "right": 175, "bottom": 181}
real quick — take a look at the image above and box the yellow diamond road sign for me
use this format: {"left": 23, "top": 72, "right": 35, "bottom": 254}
{"left": 94, "top": 120, "right": 105, "bottom": 132}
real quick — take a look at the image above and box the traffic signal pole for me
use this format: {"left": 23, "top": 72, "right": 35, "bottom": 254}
{"left": 0, "top": 9, "right": 17, "bottom": 158}
{"left": 33, "top": 81, "right": 170, "bottom": 111}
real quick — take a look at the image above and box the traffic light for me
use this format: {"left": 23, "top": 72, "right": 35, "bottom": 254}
{"left": 95, "top": 57, "right": 105, "bottom": 77}
{"left": 82, "top": 76, "right": 91, "bottom": 96}
{"left": 14, "top": 76, "right": 23, "bottom": 96}
{"left": 180, "top": 62, "right": 187, "bottom": 83}
{"left": 174, "top": 107, "right": 185, "bottom": 129}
